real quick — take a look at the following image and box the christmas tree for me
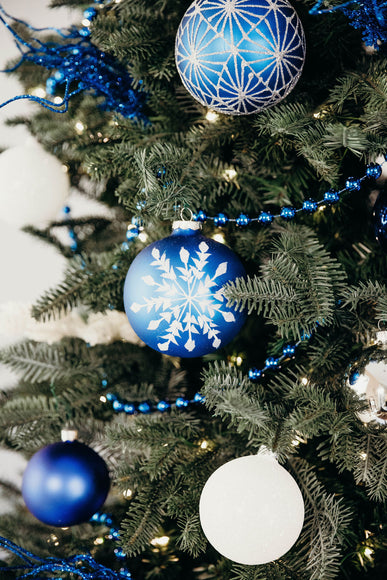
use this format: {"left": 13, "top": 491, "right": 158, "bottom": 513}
{"left": 0, "top": 0, "right": 386, "bottom": 578}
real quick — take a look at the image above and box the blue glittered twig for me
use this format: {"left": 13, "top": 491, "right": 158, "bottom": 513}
{"left": 0, "top": 535, "right": 132, "bottom": 579}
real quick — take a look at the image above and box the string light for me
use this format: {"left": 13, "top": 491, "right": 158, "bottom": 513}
{"left": 75, "top": 121, "right": 85, "bottom": 134}
{"left": 205, "top": 110, "right": 219, "bottom": 122}
{"left": 150, "top": 536, "right": 170, "bottom": 548}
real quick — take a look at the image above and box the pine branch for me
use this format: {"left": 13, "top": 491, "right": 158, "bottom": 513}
{"left": 224, "top": 225, "right": 346, "bottom": 340}
{"left": 31, "top": 260, "right": 88, "bottom": 321}
{"left": 0, "top": 340, "right": 101, "bottom": 384}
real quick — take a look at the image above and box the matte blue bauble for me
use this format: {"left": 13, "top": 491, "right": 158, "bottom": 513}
{"left": 175, "top": 0, "right": 306, "bottom": 115}
{"left": 22, "top": 441, "right": 110, "bottom": 527}
{"left": 123, "top": 221, "right": 246, "bottom": 357}
{"left": 373, "top": 189, "right": 387, "bottom": 253}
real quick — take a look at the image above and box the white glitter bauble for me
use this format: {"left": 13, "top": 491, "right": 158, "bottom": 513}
{"left": 0, "top": 142, "right": 70, "bottom": 227}
{"left": 175, "top": 0, "right": 306, "bottom": 115}
{"left": 199, "top": 453, "right": 304, "bottom": 564}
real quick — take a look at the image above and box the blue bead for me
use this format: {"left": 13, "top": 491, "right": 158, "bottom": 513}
{"left": 70, "top": 242, "right": 78, "bottom": 251}
{"left": 131, "top": 216, "right": 143, "bottom": 227}
{"left": 101, "top": 379, "right": 108, "bottom": 388}
{"left": 69, "top": 230, "right": 76, "bottom": 239}
{"left": 236, "top": 213, "right": 251, "bottom": 227}
{"left": 121, "top": 242, "right": 130, "bottom": 251}
{"left": 112, "top": 264, "right": 118, "bottom": 270}
{"left": 54, "top": 70, "right": 65, "bottom": 82}
{"left": 157, "top": 400, "right": 170, "bottom": 412}
{"left": 302, "top": 199, "right": 318, "bottom": 213}
{"left": 136, "top": 200, "right": 147, "bottom": 211}
{"left": 323, "top": 189, "right": 340, "bottom": 204}
{"left": 108, "top": 303, "right": 115, "bottom": 310}
{"left": 123, "top": 223, "right": 246, "bottom": 357}
{"left": 79, "top": 27, "right": 91, "bottom": 37}
{"left": 345, "top": 177, "right": 361, "bottom": 191}
{"left": 366, "top": 163, "right": 382, "bottom": 179}
{"left": 257, "top": 211, "right": 273, "bottom": 224}
{"left": 114, "top": 547, "right": 127, "bottom": 560}
{"left": 138, "top": 402, "right": 151, "bottom": 414}
{"left": 22, "top": 441, "right": 110, "bottom": 527}
{"left": 90, "top": 512, "right": 100, "bottom": 522}
{"left": 105, "top": 517, "right": 113, "bottom": 526}
{"left": 63, "top": 205, "right": 71, "bottom": 214}
{"left": 265, "top": 357, "right": 279, "bottom": 367}
{"left": 112, "top": 400, "right": 124, "bottom": 412}
{"left": 156, "top": 167, "right": 166, "bottom": 178}
{"left": 193, "top": 210, "right": 207, "bottom": 222}
{"left": 84, "top": 7, "right": 97, "bottom": 20}
{"left": 126, "top": 226, "right": 139, "bottom": 241}
{"left": 248, "top": 368, "right": 262, "bottom": 380}
{"left": 282, "top": 345, "right": 296, "bottom": 356}
{"left": 176, "top": 397, "right": 189, "bottom": 408}
{"left": 124, "top": 403, "right": 135, "bottom": 415}
{"left": 109, "top": 527, "right": 120, "bottom": 540}
{"left": 46, "top": 77, "right": 57, "bottom": 95}
{"left": 193, "top": 392, "right": 205, "bottom": 403}
{"left": 280, "top": 206, "right": 296, "bottom": 220}
{"left": 213, "top": 213, "right": 229, "bottom": 227}
{"left": 106, "top": 393, "right": 117, "bottom": 402}
{"left": 175, "top": 0, "right": 305, "bottom": 115}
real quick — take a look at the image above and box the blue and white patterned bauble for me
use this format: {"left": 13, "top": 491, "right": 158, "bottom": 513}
{"left": 175, "top": 0, "right": 306, "bottom": 116}
{"left": 123, "top": 221, "right": 246, "bottom": 357}
{"left": 22, "top": 440, "right": 110, "bottom": 527}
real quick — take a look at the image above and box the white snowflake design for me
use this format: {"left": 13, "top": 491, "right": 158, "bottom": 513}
{"left": 130, "top": 241, "right": 237, "bottom": 353}
{"left": 175, "top": 0, "right": 306, "bottom": 115}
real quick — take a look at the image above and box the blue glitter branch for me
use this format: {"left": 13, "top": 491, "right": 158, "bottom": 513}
{"left": 0, "top": 3, "right": 147, "bottom": 119}
{"left": 0, "top": 535, "right": 133, "bottom": 579}
{"left": 309, "top": 0, "right": 387, "bottom": 48}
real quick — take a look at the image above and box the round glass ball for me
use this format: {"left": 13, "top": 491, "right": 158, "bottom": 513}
{"left": 123, "top": 221, "right": 246, "bottom": 357}
{"left": 199, "top": 453, "right": 305, "bottom": 564}
{"left": 22, "top": 440, "right": 110, "bottom": 527}
{"left": 175, "top": 0, "right": 306, "bottom": 115}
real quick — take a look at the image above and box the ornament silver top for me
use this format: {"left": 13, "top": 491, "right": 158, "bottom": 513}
{"left": 61, "top": 429, "right": 78, "bottom": 442}
{"left": 172, "top": 220, "right": 201, "bottom": 231}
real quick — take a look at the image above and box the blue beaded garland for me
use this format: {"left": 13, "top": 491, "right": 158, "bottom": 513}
{"left": 366, "top": 163, "right": 382, "bottom": 179}
{"left": 193, "top": 210, "right": 207, "bottom": 222}
{"left": 248, "top": 368, "right": 262, "bottom": 380}
{"left": 236, "top": 213, "right": 251, "bottom": 227}
{"left": 324, "top": 189, "right": 340, "bottom": 204}
{"left": 213, "top": 213, "right": 229, "bottom": 227}
{"left": 280, "top": 207, "right": 296, "bottom": 220}
{"left": 302, "top": 199, "right": 318, "bottom": 212}
{"left": 175, "top": 0, "right": 306, "bottom": 115}
{"left": 258, "top": 211, "right": 273, "bottom": 224}
{"left": 345, "top": 177, "right": 361, "bottom": 191}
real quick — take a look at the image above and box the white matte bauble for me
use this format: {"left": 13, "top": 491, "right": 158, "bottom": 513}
{"left": 199, "top": 453, "right": 304, "bottom": 565}
{"left": 0, "top": 142, "right": 70, "bottom": 227}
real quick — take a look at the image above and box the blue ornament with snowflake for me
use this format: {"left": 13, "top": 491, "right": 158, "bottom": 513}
{"left": 123, "top": 221, "right": 246, "bottom": 357}
{"left": 175, "top": 0, "right": 306, "bottom": 116}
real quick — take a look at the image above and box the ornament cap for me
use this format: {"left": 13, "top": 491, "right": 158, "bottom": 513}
{"left": 61, "top": 429, "right": 78, "bottom": 442}
{"left": 257, "top": 445, "right": 278, "bottom": 461}
{"left": 172, "top": 220, "right": 201, "bottom": 231}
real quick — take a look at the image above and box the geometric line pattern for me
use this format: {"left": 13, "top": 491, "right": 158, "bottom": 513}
{"left": 175, "top": 0, "right": 306, "bottom": 115}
